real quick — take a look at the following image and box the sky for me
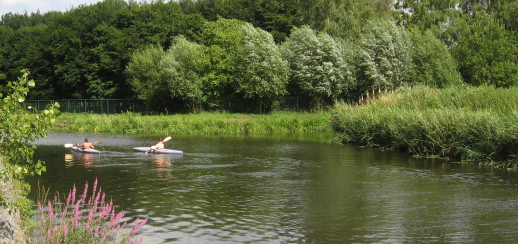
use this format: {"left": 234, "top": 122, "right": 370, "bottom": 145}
{"left": 0, "top": 0, "right": 104, "bottom": 17}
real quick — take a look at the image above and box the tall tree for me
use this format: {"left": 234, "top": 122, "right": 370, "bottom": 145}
{"left": 126, "top": 45, "right": 171, "bottom": 112}
{"left": 233, "top": 23, "right": 289, "bottom": 112}
{"left": 394, "top": 0, "right": 458, "bottom": 30}
{"left": 493, "top": 1, "right": 518, "bottom": 36}
{"left": 281, "top": 26, "right": 354, "bottom": 110}
{"left": 162, "top": 36, "right": 207, "bottom": 112}
{"left": 298, "top": 0, "right": 394, "bottom": 41}
{"left": 409, "top": 28, "right": 463, "bottom": 88}
{"left": 355, "top": 19, "right": 412, "bottom": 95}
{"left": 197, "top": 17, "right": 246, "bottom": 110}
{"left": 444, "top": 12, "right": 518, "bottom": 87}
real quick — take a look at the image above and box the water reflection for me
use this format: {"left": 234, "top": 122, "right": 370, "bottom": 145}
{"left": 150, "top": 154, "right": 182, "bottom": 179}
{"left": 64, "top": 152, "right": 101, "bottom": 168}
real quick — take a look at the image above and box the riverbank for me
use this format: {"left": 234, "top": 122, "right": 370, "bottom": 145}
{"left": 53, "top": 112, "right": 332, "bottom": 135}
{"left": 331, "top": 85, "right": 518, "bottom": 167}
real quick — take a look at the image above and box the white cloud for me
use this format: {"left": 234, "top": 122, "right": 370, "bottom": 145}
{"left": 0, "top": 0, "right": 104, "bottom": 17}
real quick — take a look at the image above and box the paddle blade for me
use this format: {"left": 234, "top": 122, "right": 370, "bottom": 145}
{"left": 64, "top": 143, "right": 74, "bottom": 148}
{"left": 163, "top": 136, "right": 172, "bottom": 142}
{"left": 94, "top": 141, "right": 103, "bottom": 144}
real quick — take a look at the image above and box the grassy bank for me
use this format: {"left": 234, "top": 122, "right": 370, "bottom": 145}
{"left": 54, "top": 112, "right": 332, "bottom": 135}
{"left": 331, "top": 85, "right": 518, "bottom": 167}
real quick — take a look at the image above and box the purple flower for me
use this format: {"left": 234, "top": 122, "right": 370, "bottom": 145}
{"left": 47, "top": 201, "right": 54, "bottom": 221}
{"left": 63, "top": 224, "right": 68, "bottom": 242}
{"left": 81, "top": 182, "right": 89, "bottom": 202}
{"left": 46, "top": 229, "right": 51, "bottom": 244}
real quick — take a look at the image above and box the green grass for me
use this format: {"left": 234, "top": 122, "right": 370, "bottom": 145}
{"left": 54, "top": 111, "right": 333, "bottom": 135}
{"left": 331, "top": 85, "right": 518, "bottom": 167}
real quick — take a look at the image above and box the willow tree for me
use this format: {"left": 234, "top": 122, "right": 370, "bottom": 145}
{"left": 126, "top": 45, "right": 170, "bottom": 112}
{"left": 281, "top": 26, "right": 354, "bottom": 111}
{"left": 356, "top": 19, "right": 412, "bottom": 97}
{"left": 162, "top": 36, "right": 206, "bottom": 112}
{"left": 233, "top": 23, "right": 288, "bottom": 113}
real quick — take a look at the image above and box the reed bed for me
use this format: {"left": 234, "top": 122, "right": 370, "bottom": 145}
{"left": 331, "top": 85, "right": 518, "bottom": 167}
{"left": 54, "top": 112, "right": 332, "bottom": 135}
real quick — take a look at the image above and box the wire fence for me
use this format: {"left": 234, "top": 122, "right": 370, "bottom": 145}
{"left": 23, "top": 97, "right": 310, "bottom": 114}
{"left": 24, "top": 99, "right": 146, "bottom": 114}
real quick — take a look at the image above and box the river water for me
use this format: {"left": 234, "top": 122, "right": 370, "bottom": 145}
{"left": 28, "top": 132, "right": 518, "bottom": 243}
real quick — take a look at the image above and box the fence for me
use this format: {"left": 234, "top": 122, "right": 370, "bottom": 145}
{"left": 23, "top": 97, "right": 312, "bottom": 114}
{"left": 24, "top": 99, "right": 145, "bottom": 114}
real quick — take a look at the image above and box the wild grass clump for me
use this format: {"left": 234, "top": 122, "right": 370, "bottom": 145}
{"left": 54, "top": 111, "right": 332, "bottom": 135}
{"left": 32, "top": 179, "right": 147, "bottom": 244}
{"left": 331, "top": 85, "right": 518, "bottom": 167}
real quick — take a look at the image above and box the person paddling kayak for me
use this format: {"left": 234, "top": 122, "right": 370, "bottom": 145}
{"left": 150, "top": 138, "right": 165, "bottom": 151}
{"left": 78, "top": 138, "right": 95, "bottom": 149}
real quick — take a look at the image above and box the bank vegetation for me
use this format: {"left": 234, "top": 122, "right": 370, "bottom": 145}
{"left": 54, "top": 112, "right": 332, "bottom": 135}
{"left": 331, "top": 85, "right": 518, "bottom": 167}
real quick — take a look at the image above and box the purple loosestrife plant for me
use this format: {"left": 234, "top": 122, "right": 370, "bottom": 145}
{"left": 33, "top": 179, "right": 148, "bottom": 244}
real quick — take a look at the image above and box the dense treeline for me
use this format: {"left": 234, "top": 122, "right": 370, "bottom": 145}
{"left": 1, "top": 0, "right": 517, "bottom": 113}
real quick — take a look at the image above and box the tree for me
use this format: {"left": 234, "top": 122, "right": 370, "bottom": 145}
{"left": 409, "top": 28, "right": 463, "bottom": 88}
{"left": 233, "top": 23, "right": 288, "bottom": 112}
{"left": 444, "top": 12, "right": 518, "bottom": 87}
{"left": 162, "top": 36, "right": 206, "bottom": 112}
{"left": 298, "top": 0, "right": 394, "bottom": 41}
{"left": 197, "top": 17, "right": 246, "bottom": 110}
{"left": 281, "top": 26, "right": 354, "bottom": 110}
{"left": 356, "top": 19, "right": 412, "bottom": 96}
{"left": 492, "top": 1, "right": 518, "bottom": 39}
{"left": 394, "top": 0, "right": 458, "bottom": 30}
{"left": 126, "top": 45, "right": 170, "bottom": 112}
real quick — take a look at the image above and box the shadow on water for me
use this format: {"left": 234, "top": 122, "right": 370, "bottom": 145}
{"left": 28, "top": 132, "right": 518, "bottom": 243}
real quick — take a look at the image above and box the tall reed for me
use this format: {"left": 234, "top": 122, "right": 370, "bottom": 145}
{"left": 331, "top": 85, "right": 518, "bottom": 167}
{"left": 32, "top": 179, "right": 147, "bottom": 244}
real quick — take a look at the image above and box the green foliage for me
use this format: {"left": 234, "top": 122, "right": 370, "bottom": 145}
{"left": 409, "top": 28, "right": 463, "bottom": 87}
{"left": 181, "top": 0, "right": 299, "bottom": 42}
{"left": 394, "top": 0, "right": 458, "bottom": 30}
{"left": 198, "top": 18, "right": 246, "bottom": 109}
{"left": 0, "top": 0, "right": 204, "bottom": 100}
{"left": 3, "top": 0, "right": 518, "bottom": 114}
{"left": 494, "top": 1, "right": 518, "bottom": 36}
{"left": 444, "top": 12, "right": 518, "bottom": 87}
{"left": 298, "top": 0, "right": 394, "bottom": 41}
{"left": 233, "top": 23, "right": 288, "bottom": 112}
{"left": 54, "top": 111, "right": 332, "bottom": 135}
{"left": 331, "top": 85, "right": 518, "bottom": 166}
{"left": 281, "top": 26, "right": 354, "bottom": 110}
{"left": 0, "top": 70, "right": 59, "bottom": 227}
{"left": 0, "top": 70, "right": 59, "bottom": 179}
{"left": 356, "top": 19, "right": 412, "bottom": 94}
{"left": 126, "top": 45, "right": 170, "bottom": 112}
{"left": 163, "top": 36, "right": 206, "bottom": 111}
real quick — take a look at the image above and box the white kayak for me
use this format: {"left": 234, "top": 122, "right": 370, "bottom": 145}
{"left": 70, "top": 146, "right": 101, "bottom": 154}
{"left": 133, "top": 147, "right": 183, "bottom": 155}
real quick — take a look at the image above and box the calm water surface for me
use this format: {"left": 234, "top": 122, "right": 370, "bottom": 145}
{"left": 28, "top": 132, "right": 518, "bottom": 243}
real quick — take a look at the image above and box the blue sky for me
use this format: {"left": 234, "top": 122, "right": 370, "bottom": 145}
{"left": 0, "top": 0, "right": 104, "bottom": 17}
